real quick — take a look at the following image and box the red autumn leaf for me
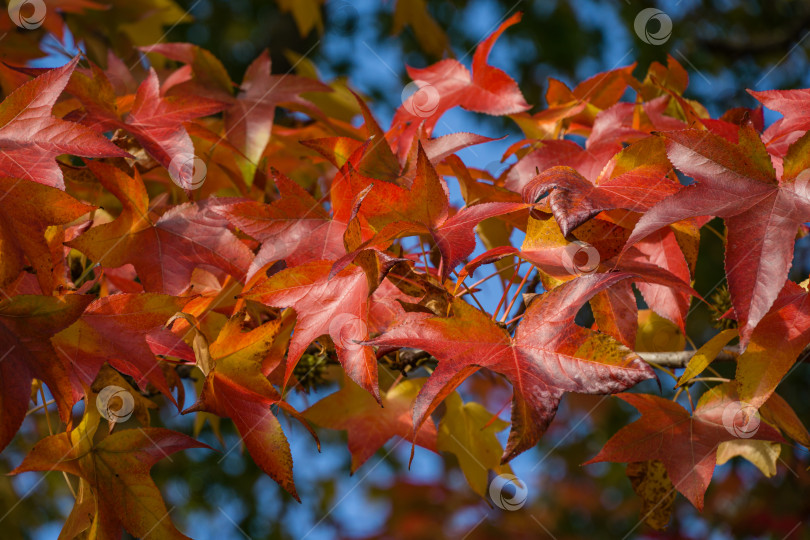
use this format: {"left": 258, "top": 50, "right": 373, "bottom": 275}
{"left": 0, "top": 293, "right": 92, "bottom": 452}
{"left": 749, "top": 88, "right": 810, "bottom": 156}
{"left": 391, "top": 12, "right": 529, "bottom": 152}
{"left": 367, "top": 273, "right": 655, "bottom": 462}
{"left": 626, "top": 127, "right": 810, "bottom": 347}
{"left": 240, "top": 259, "right": 381, "bottom": 401}
{"left": 465, "top": 215, "right": 697, "bottom": 345}
{"left": 182, "top": 313, "right": 317, "bottom": 500}
{"left": 586, "top": 384, "right": 784, "bottom": 510}
{"left": 0, "top": 56, "right": 128, "bottom": 189}
{"left": 506, "top": 99, "right": 647, "bottom": 193}
{"left": 334, "top": 145, "right": 527, "bottom": 281}
{"left": 67, "top": 161, "right": 253, "bottom": 295}
{"left": 65, "top": 62, "right": 226, "bottom": 190}
{"left": 223, "top": 50, "right": 330, "bottom": 166}
{"left": 545, "top": 65, "right": 636, "bottom": 134}
{"left": 213, "top": 169, "right": 347, "bottom": 280}
{"left": 51, "top": 293, "right": 192, "bottom": 405}
{"left": 627, "top": 227, "right": 697, "bottom": 334}
{"left": 144, "top": 44, "right": 330, "bottom": 166}
{"left": 4, "top": 8, "right": 810, "bottom": 533}
{"left": 0, "top": 176, "right": 95, "bottom": 293}
{"left": 304, "top": 376, "right": 437, "bottom": 472}
{"left": 125, "top": 69, "right": 227, "bottom": 188}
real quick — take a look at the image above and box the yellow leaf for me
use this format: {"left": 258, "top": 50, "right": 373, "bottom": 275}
{"left": 119, "top": 0, "right": 192, "bottom": 47}
{"left": 437, "top": 392, "right": 511, "bottom": 497}
{"left": 676, "top": 328, "right": 737, "bottom": 387}
{"left": 284, "top": 50, "right": 360, "bottom": 123}
{"left": 91, "top": 365, "right": 157, "bottom": 428}
{"left": 635, "top": 309, "right": 686, "bottom": 353}
{"left": 393, "top": 0, "right": 450, "bottom": 58}
{"left": 626, "top": 460, "right": 675, "bottom": 531}
{"left": 276, "top": 0, "right": 324, "bottom": 36}
{"left": 716, "top": 440, "right": 780, "bottom": 477}
{"left": 760, "top": 392, "right": 810, "bottom": 448}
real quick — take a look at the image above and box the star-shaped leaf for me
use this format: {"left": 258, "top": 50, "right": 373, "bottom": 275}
{"left": 11, "top": 408, "right": 207, "bottom": 539}
{"left": 67, "top": 161, "right": 253, "bottom": 295}
{"left": 627, "top": 127, "right": 810, "bottom": 347}
{"left": 368, "top": 272, "right": 655, "bottom": 462}
{"left": 391, "top": 12, "right": 529, "bottom": 149}
{"left": 304, "top": 376, "right": 437, "bottom": 472}
{"left": 51, "top": 293, "right": 192, "bottom": 404}
{"left": 240, "top": 260, "right": 380, "bottom": 400}
{"left": 585, "top": 384, "right": 783, "bottom": 509}
{"left": 0, "top": 56, "right": 128, "bottom": 189}
{"left": 0, "top": 176, "right": 95, "bottom": 293}
{"left": 0, "top": 293, "right": 93, "bottom": 452}
{"left": 182, "top": 312, "right": 316, "bottom": 500}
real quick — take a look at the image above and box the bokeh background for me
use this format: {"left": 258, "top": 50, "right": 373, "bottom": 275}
{"left": 2, "top": 1, "right": 810, "bottom": 539}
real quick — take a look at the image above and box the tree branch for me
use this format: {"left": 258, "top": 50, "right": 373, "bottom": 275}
{"left": 639, "top": 349, "right": 737, "bottom": 368}
{"left": 641, "top": 345, "right": 810, "bottom": 368}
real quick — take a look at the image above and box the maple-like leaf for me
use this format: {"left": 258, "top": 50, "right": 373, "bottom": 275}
{"left": 0, "top": 176, "right": 95, "bottom": 293}
{"left": 11, "top": 408, "right": 207, "bottom": 539}
{"left": 544, "top": 65, "right": 636, "bottom": 136}
{"left": 143, "top": 44, "right": 330, "bottom": 168}
{"left": 51, "top": 293, "right": 192, "bottom": 404}
{"left": 735, "top": 280, "right": 810, "bottom": 409}
{"left": 125, "top": 69, "right": 226, "bottom": 188}
{"left": 391, "top": 12, "right": 529, "bottom": 152}
{"left": 626, "top": 127, "right": 810, "bottom": 347}
{"left": 67, "top": 161, "right": 253, "bottom": 295}
{"left": 240, "top": 260, "right": 380, "bottom": 400}
{"left": 585, "top": 385, "right": 783, "bottom": 510}
{"left": 304, "top": 376, "right": 437, "bottom": 472}
{"left": 213, "top": 170, "right": 347, "bottom": 280}
{"left": 335, "top": 145, "right": 527, "bottom": 281}
{"left": 748, "top": 88, "right": 810, "bottom": 156}
{"left": 367, "top": 273, "right": 655, "bottom": 462}
{"left": 183, "top": 312, "right": 316, "bottom": 500}
{"left": 508, "top": 63, "right": 636, "bottom": 144}
{"left": 507, "top": 98, "right": 646, "bottom": 193}
{"left": 0, "top": 56, "right": 128, "bottom": 189}
{"left": 223, "top": 49, "right": 330, "bottom": 166}
{"left": 0, "top": 293, "right": 93, "bottom": 452}
{"left": 467, "top": 215, "right": 698, "bottom": 346}
{"left": 437, "top": 391, "right": 511, "bottom": 497}
{"left": 66, "top": 62, "right": 225, "bottom": 190}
